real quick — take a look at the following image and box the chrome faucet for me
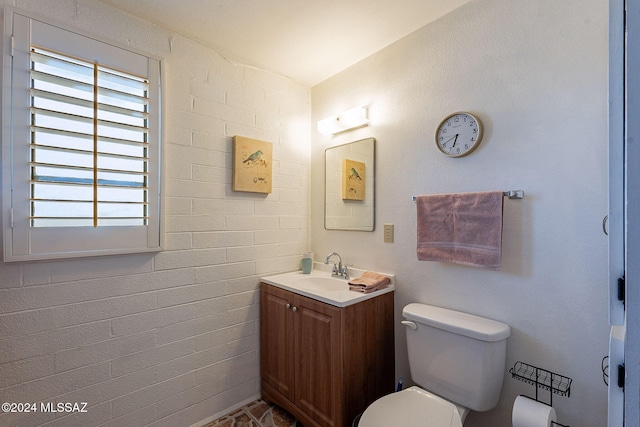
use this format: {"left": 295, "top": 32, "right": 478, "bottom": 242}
{"left": 325, "top": 252, "right": 349, "bottom": 279}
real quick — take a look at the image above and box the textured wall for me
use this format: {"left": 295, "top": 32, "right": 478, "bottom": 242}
{"left": 0, "top": 1, "right": 310, "bottom": 426}
{"left": 311, "top": 1, "right": 609, "bottom": 426}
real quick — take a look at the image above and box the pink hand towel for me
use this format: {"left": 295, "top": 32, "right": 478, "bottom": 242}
{"left": 348, "top": 271, "right": 391, "bottom": 293}
{"left": 416, "top": 191, "right": 504, "bottom": 270}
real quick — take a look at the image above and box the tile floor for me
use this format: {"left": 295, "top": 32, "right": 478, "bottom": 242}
{"left": 204, "top": 399, "right": 302, "bottom": 427}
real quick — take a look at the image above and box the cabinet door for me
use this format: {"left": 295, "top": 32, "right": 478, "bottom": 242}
{"left": 261, "top": 285, "right": 295, "bottom": 402}
{"left": 294, "top": 294, "right": 343, "bottom": 427}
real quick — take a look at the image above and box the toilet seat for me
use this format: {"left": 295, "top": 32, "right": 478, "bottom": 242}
{"left": 358, "top": 386, "right": 463, "bottom": 427}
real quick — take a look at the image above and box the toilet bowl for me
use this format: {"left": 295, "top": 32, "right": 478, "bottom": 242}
{"left": 358, "top": 386, "right": 465, "bottom": 427}
{"left": 357, "top": 303, "right": 510, "bottom": 427}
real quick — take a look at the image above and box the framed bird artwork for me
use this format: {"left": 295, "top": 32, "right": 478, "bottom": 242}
{"left": 232, "top": 136, "right": 273, "bottom": 193}
{"left": 342, "top": 158, "right": 365, "bottom": 200}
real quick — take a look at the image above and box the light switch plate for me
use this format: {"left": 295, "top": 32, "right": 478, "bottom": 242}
{"left": 383, "top": 224, "right": 394, "bottom": 243}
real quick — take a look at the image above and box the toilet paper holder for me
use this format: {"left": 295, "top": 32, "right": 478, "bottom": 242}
{"left": 510, "top": 361, "right": 572, "bottom": 427}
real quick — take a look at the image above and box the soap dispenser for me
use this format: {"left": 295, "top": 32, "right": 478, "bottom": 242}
{"left": 301, "top": 253, "right": 313, "bottom": 274}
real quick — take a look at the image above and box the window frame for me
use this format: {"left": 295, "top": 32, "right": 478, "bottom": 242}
{"left": 2, "top": 8, "right": 164, "bottom": 262}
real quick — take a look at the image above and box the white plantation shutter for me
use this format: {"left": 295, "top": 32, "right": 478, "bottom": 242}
{"left": 30, "top": 47, "right": 150, "bottom": 228}
{"left": 3, "top": 10, "right": 163, "bottom": 261}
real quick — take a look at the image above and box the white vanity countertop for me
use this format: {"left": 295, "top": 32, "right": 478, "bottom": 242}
{"left": 260, "top": 264, "right": 395, "bottom": 308}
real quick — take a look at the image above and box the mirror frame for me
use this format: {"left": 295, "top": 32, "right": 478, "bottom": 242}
{"left": 324, "top": 138, "right": 375, "bottom": 231}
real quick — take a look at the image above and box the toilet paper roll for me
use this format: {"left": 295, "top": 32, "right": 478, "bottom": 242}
{"left": 512, "top": 395, "right": 557, "bottom": 427}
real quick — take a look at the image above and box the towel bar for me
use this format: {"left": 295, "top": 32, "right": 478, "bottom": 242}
{"left": 412, "top": 190, "right": 524, "bottom": 201}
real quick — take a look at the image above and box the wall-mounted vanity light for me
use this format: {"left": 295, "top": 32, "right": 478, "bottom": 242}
{"left": 317, "top": 105, "right": 369, "bottom": 135}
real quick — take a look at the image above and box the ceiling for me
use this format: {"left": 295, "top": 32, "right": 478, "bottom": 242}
{"left": 96, "top": 0, "right": 472, "bottom": 86}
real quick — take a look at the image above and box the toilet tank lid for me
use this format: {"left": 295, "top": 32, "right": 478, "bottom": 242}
{"left": 403, "top": 303, "right": 510, "bottom": 342}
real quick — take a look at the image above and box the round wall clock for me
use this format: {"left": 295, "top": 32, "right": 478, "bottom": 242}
{"left": 435, "top": 111, "right": 483, "bottom": 157}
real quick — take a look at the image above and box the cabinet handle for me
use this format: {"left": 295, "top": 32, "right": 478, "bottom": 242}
{"left": 286, "top": 303, "right": 291, "bottom": 309}
{"left": 292, "top": 306, "right": 298, "bottom": 312}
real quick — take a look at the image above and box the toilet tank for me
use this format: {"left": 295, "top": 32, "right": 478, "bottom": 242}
{"left": 402, "top": 303, "right": 510, "bottom": 412}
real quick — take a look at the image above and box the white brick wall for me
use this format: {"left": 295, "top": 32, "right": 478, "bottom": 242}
{"left": 0, "top": 1, "right": 310, "bottom": 426}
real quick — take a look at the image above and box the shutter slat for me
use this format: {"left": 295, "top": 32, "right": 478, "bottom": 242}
{"left": 32, "top": 125, "right": 150, "bottom": 148}
{"left": 31, "top": 198, "right": 148, "bottom": 205}
{"left": 30, "top": 180, "right": 147, "bottom": 190}
{"left": 30, "top": 143, "right": 146, "bottom": 161}
{"left": 31, "top": 107, "right": 149, "bottom": 135}
{"left": 31, "top": 161, "right": 149, "bottom": 176}
{"left": 30, "top": 68, "right": 93, "bottom": 94}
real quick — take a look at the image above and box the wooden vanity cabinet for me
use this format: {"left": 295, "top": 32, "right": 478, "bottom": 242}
{"left": 260, "top": 282, "right": 394, "bottom": 427}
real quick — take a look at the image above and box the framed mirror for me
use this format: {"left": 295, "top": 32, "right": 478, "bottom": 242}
{"left": 324, "top": 138, "right": 375, "bottom": 231}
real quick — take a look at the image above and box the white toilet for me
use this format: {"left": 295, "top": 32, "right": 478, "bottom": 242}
{"left": 358, "top": 303, "right": 511, "bottom": 427}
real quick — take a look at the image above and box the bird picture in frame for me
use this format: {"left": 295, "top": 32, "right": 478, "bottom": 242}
{"left": 232, "top": 136, "right": 273, "bottom": 193}
{"left": 342, "top": 158, "right": 365, "bottom": 201}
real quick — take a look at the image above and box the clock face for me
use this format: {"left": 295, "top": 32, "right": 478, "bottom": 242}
{"left": 435, "top": 112, "right": 483, "bottom": 157}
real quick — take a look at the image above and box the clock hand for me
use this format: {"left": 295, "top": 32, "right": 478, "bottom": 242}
{"left": 442, "top": 135, "right": 456, "bottom": 144}
{"left": 451, "top": 134, "right": 459, "bottom": 147}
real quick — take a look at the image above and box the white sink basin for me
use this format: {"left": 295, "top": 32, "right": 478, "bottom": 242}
{"left": 292, "top": 276, "right": 348, "bottom": 292}
{"left": 261, "top": 268, "right": 395, "bottom": 307}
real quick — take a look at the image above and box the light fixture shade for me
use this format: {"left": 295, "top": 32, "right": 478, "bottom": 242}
{"left": 317, "top": 105, "right": 369, "bottom": 135}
